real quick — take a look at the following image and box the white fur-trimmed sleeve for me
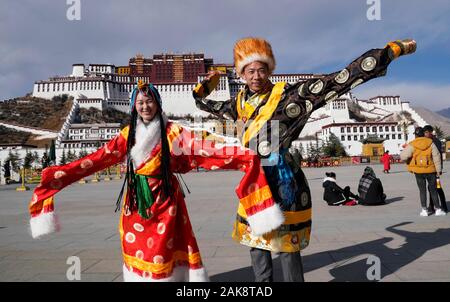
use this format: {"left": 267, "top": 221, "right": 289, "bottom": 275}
{"left": 29, "top": 211, "right": 60, "bottom": 239}
{"left": 246, "top": 203, "right": 284, "bottom": 236}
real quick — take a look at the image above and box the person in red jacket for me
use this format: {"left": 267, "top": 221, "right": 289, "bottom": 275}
{"left": 381, "top": 150, "right": 392, "bottom": 173}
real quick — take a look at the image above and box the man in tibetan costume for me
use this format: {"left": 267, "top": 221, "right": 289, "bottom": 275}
{"left": 193, "top": 37, "right": 416, "bottom": 281}
{"left": 28, "top": 81, "right": 284, "bottom": 282}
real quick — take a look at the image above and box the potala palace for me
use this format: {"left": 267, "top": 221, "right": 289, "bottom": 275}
{"left": 3, "top": 53, "right": 429, "bottom": 159}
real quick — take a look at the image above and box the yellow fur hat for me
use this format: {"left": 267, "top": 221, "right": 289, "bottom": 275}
{"left": 234, "top": 37, "right": 276, "bottom": 77}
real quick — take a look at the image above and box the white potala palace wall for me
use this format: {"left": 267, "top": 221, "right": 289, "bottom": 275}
{"left": 1, "top": 62, "right": 431, "bottom": 167}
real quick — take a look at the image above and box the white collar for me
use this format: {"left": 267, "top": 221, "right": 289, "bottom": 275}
{"left": 323, "top": 177, "right": 336, "bottom": 183}
{"left": 130, "top": 114, "right": 168, "bottom": 168}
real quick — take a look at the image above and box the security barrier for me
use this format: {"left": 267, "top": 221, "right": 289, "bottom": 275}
{"left": 15, "top": 164, "right": 124, "bottom": 189}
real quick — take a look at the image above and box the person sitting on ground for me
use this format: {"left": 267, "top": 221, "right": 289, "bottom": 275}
{"left": 357, "top": 166, "right": 387, "bottom": 205}
{"left": 323, "top": 172, "right": 359, "bottom": 206}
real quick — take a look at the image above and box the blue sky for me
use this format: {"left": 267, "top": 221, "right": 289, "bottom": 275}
{"left": 1, "top": 0, "right": 449, "bottom": 110}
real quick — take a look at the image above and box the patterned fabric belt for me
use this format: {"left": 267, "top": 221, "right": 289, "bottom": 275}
{"left": 236, "top": 214, "right": 311, "bottom": 232}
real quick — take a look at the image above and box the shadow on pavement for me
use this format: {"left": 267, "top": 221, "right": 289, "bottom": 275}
{"left": 385, "top": 196, "right": 404, "bottom": 204}
{"left": 384, "top": 171, "right": 408, "bottom": 174}
{"left": 210, "top": 222, "right": 450, "bottom": 282}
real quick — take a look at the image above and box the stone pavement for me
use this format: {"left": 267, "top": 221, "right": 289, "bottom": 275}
{"left": 1, "top": 162, "right": 449, "bottom": 282}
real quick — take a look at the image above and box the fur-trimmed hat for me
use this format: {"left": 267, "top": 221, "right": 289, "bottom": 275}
{"left": 234, "top": 37, "right": 276, "bottom": 77}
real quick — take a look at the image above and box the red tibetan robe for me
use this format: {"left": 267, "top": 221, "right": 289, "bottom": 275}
{"left": 28, "top": 121, "right": 284, "bottom": 281}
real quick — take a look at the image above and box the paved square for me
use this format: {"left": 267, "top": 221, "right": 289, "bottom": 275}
{"left": 1, "top": 162, "right": 449, "bottom": 282}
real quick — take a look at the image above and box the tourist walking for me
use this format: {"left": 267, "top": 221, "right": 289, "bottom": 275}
{"left": 423, "top": 125, "right": 447, "bottom": 213}
{"left": 400, "top": 127, "right": 445, "bottom": 216}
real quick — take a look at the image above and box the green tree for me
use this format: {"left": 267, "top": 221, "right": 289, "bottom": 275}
{"left": 307, "top": 141, "right": 322, "bottom": 160}
{"left": 290, "top": 147, "right": 302, "bottom": 161}
{"left": 298, "top": 144, "right": 305, "bottom": 158}
{"left": 32, "top": 151, "right": 40, "bottom": 168}
{"left": 23, "top": 150, "right": 34, "bottom": 169}
{"left": 66, "top": 148, "right": 78, "bottom": 162}
{"left": 41, "top": 152, "right": 50, "bottom": 169}
{"left": 322, "top": 133, "right": 347, "bottom": 157}
{"left": 49, "top": 140, "right": 56, "bottom": 164}
{"left": 59, "top": 149, "right": 67, "bottom": 165}
{"left": 6, "top": 150, "right": 21, "bottom": 172}
{"left": 433, "top": 125, "right": 445, "bottom": 141}
{"left": 306, "top": 142, "right": 313, "bottom": 160}
{"left": 78, "top": 149, "right": 88, "bottom": 159}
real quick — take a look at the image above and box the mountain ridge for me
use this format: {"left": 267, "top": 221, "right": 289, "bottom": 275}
{"left": 413, "top": 107, "right": 450, "bottom": 137}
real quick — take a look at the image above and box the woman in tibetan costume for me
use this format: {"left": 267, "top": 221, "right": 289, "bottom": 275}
{"left": 28, "top": 81, "right": 284, "bottom": 282}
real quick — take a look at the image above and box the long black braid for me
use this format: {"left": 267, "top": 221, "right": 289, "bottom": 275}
{"left": 158, "top": 108, "right": 172, "bottom": 200}
{"left": 148, "top": 84, "right": 172, "bottom": 200}
{"left": 115, "top": 108, "right": 138, "bottom": 213}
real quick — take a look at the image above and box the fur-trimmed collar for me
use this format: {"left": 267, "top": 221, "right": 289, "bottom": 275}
{"left": 323, "top": 177, "right": 336, "bottom": 183}
{"left": 130, "top": 114, "right": 168, "bottom": 169}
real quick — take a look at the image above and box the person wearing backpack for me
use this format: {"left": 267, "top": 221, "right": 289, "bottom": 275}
{"left": 423, "top": 125, "right": 447, "bottom": 214}
{"left": 400, "top": 127, "right": 444, "bottom": 216}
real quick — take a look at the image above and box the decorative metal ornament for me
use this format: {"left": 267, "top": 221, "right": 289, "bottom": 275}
{"left": 278, "top": 123, "right": 288, "bottom": 136}
{"left": 278, "top": 185, "right": 288, "bottom": 200}
{"left": 305, "top": 100, "right": 313, "bottom": 113}
{"left": 361, "top": 56, "right": 377, "bottom": 71}
{"left": 335, "top": 69, "right": 350, "bottom": 84}
{"left": 285, "top": 103, "right": 301, "bottom": 118}
{"left": 309, "top": 80, "right": 324, "bottom": 94}
{"left": 325, "top": 91, "right": 338, "bottom": 103}
{"left": 301, "top": 192, "right": 309, "bottom": 207}
{"left": 297, "top": 83, "right": 305, "bottom": 97}
{"left": 258, "top": 140, "right": 271, "bottom": 157}
{"left": 223, "top": 113, "right": 233, "bottom": 120}
{"left": 213, "top": 102, "right": 222, "bottom": 111}
{"left": 350, "top": 78, "right": 364, "bottom": 89}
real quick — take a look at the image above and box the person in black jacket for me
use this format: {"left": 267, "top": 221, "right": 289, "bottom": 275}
{"left": 2, "top": 160, "right": 11, "bottom": 184}
{"left": 423, "top": 125, "right": 447, "bottom": 213}
{"left": 357, "top": 166, "right": 387, "bottom": 205}
{"left": 323, "top": 172, "right": 359, "bottom": 206}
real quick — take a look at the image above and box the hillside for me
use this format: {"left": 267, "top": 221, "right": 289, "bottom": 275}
{"left": 413, "top": 107, "right": 450, "bottom": 137}
{"left": 0, "top": 125, "right": 32, "bottom": 144}
{"left": 74, "top": 107, "right": 130, "bottom": 128}
{"left": 437, "top": 107, "right": 450, "bottom": 119}
{"left": 0, "top": 95, "right": 73, "bottom": 131}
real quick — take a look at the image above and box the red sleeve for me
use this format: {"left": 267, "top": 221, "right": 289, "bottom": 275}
{"left": 170, "top": 127, "right": 284, "bottom": 235}
{"left": 29, "top": 130, "right": 128, "bottom": 216}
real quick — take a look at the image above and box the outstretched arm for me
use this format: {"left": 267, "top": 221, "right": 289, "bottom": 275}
{"left": 29, "top": 127, "right": 129, "bottom": 238}
{"left": 192, "top": 71, "right": 238, "bottom": 121}
{"left": 268, "top": 39, "right": 417, "bottom": 149}
{"left": 293, "top": 39, "right": 416, "bottom": 111}
{"left": 170, "top": 126, "right": 284, "bottom": 235}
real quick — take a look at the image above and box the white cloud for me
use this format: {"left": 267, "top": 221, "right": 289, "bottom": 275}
{"left": 353, "top": 81, "right": 450, "bottom": 111}
{"left": 1, "top": 0, "right": 450, "bottom": 101}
